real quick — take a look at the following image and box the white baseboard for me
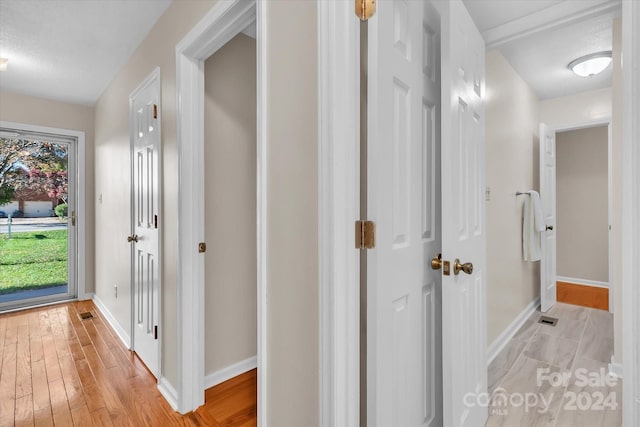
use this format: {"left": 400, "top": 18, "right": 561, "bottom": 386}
{"left": 204, "top": 355, "right": 257, "bottom": 390}
{"left": 92, "top": 294, "right": 131, "bottom": 349}
{"left": 556, "top": 276, "right": 609, "bottom": 289}
{"left": 158, "top": 377, "right": 179, "bottom": 411}
{"left": 609, "top": 355, "right": 623, "bottom": 378}
{"left": 488, "top": 297, "right": 541, "bottom": 365}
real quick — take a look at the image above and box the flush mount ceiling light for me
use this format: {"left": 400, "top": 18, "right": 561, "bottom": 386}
{"left": 0, "top": 58, "right": 7, "bottom": 71}
{"left": 568, "top": 51, "right": 612, "bottom": 77}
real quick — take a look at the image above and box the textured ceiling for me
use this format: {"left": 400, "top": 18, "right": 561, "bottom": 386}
{"left": 464, "top": 0, "right": 621, "bottom": 100}
{"left": 0, "top": 0, "right": 621, "bottom": 105}
{"left": 0, "top": 0, "right": 173, "bottom": 106}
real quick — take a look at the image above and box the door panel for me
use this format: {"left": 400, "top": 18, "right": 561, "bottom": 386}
{"left": 440, "top": 1, "right": 487, "bottom": 425}
{"left": 367, "top": 1, "right": 442, "bottom": 425}
{"left": 130, "top": 72, "right": 161, "bottom": 376}
{"left": 540, "top": 123, "right": 557, "bottom": 312}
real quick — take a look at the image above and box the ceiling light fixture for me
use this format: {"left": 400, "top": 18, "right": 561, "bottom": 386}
{"left": 0, "top": 58, "right": 7, "bottom": 71}
{"left": 568, "top": 51, "right": 612, "bottom": 77}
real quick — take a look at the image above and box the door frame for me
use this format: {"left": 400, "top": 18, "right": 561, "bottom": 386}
{"left": 128, "top": 67, "right": 162, "bottom": 378}
{"left": 318, "top": 1, "right": 361, "bottom": 426}
{"left": 0, "top": 120, "right": 87, "bottom": 303}
{"left": 549, "top": 118, "right": 612, "bottom": 312}
{"left": 622, "top": 0, "right": 640, "bottom": 424}
{"left": 174, "top": 0, "right": 262, "bottom": 416}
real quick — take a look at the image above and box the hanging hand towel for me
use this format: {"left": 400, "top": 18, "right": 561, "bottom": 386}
{"left": 523, "top": 190, "right": 545, "bottom": 262}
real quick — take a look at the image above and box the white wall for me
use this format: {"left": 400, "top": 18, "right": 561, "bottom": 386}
{"left": 203, "top": 33, "right": 257, "bottom": 376}
{"left": 0, "top": 91, "right": 95, "bottom": 294}
{"left": 539, "top": 87, "right": 611, "bottom": 128}
{"left": 485, "top": 50, "right": 540, "bottom": 345}
{"left": 556, "top": 126, "right": 609, "bottom": 283}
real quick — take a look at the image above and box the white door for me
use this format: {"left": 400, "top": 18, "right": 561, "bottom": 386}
{"left": 539, "top": 123, "right": 557, "bottom": 312}
{"left": 367, "top": 1, "right": 442, "bottom": 425}
{"left": 440, "top": 0, "right": 487, "bottom": 425}
{"left": 129, "top": 69, "right": 161, "bottom": 376}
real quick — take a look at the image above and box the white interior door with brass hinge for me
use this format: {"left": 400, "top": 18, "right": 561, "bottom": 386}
{"left": 129, "top": 68, "right": 161, "bottom": 377}
{"left": 540, "top": 123, "right": 557, "bottom": 312}
{"left": 367, "top": 0, "right": 442, "bottom": 425}
{"left": 439, "top": 0, "right": 487, "bottom": 425}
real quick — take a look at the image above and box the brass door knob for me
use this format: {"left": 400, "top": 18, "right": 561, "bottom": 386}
{"left": 127, "top": 234, "right": 139, "bottom": 243}
{"left": 431, "top": 253, "right": 443, "bottom": 270}
{"left": 454, "top": 258, "right": 473, "bottom": 275}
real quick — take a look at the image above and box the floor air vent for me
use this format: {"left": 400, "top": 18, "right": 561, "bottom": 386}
{"left": 78, "top": 312, "right": 94, "bottom": 320}
{"left": 538, "top": 316, "right": 558, "bottom": 327}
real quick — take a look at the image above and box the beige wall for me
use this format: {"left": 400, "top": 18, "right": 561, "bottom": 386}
{"left": 611, "top": 17, "right": 623, "bottom": 362}
{"left": 556, "top": 126, "right": 609, "bottom": 283}
{"left": 203, "top": 33, "right": 257, "bottom": 375}
{"left": 0, "top": 91, "right": 95, "bottom": 295}
{"left": 485, "top": 50, "right": 540, "bottom": 345}
{"left": 540, "top": 87, "right": 611, "bottom": 128}
{"left": 94, "top": 0, "right": 217, "bottom": 387}
{"left": 94, "top": 0, "right": 320, "bottom": 423}
{"left": 266, "top": 1, "right": 318, "bottom": 425}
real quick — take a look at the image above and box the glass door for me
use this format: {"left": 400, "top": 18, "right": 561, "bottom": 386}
{"left": 0, "top": 128, "right": 77, "bottom": 311}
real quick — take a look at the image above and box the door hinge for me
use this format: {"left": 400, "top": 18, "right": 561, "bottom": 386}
{"left": 154, "top": 214, "right": 158, "bottom": 229}
{"left": 355, "top": 0, "right": 376, "bottom": 21}
{"left": 153, "top": 104, "right": 158, "bottom": 119}
{"left": 154, "top": 325, "right": 158, "bottom": 340}
{"left": 355, "top": 220, "right": 376, "bottom": 249}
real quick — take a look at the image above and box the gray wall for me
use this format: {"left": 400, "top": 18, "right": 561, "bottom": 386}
{"left": 556, "top": 126, "right": 609, "bottom": 283}
{"left": 204, "top": 33, "right": 257, "bottom": 375}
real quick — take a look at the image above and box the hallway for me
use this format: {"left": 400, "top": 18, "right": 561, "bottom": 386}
{"left": 486, "top": 302, "right": 621, "bottom": 426}
{"left": 0, "top": 300, "right": 256, "bottom": 426}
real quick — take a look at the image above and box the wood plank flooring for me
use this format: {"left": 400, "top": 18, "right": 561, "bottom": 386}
{"left": 0, "top": 300, "right": 257, "bottom": 427}
{"left": 557, "top": 281, "right": 609, "bottom": 310}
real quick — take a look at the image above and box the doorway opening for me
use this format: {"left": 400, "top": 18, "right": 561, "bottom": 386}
{"left": 0, "top": 123, "right": 84, "bottom": 312}
{"left": 174, "top": 0, "right": 263, "bottom": 416}
{"left": 554, "top": 123, "right": 612, "bottom": 312}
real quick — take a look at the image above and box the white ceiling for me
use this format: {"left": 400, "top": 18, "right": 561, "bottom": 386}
{"left": 0, "top": 0, "right": 173, "bottom": 106}
{"left": 463, "top": 0, "right": 621, "bottom": 99}
{"left": 0, "top": 0, "right": 622, "bottom": 105}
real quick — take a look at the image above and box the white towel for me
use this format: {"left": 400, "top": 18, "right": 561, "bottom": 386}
{"left": 523, "top": 191, "right": 545, "bottom": 262}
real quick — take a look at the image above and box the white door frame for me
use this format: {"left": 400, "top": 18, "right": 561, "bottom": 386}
{"left": 174, "top": 0, "right": 261, "bottom": 416}
{"left": 0, "top": 120, "right": 87, "bottom": 301}
{"left": 549, "top": 119, "right": 612, "bottom": 312}
{"left": 318, "top": 1, "right": 361, "bottom": 426}
{"left": 128, "top": 67, "right": 162, "bottom": 378}
{"left": 622, "top": 0, "right": 639, "bottom": 424}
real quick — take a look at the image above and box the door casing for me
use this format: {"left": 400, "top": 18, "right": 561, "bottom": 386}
{"left": 0, "top": 120, "right": 87, "bottom": 309}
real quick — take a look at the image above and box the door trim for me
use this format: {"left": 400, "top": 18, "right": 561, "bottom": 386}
{"left": 128, "top": 67, "right": 162, "bottom": 379}
{"left": 174, "top": 0, "right": 262, "bottom": 416}
{"left": 0, "top": 120, "right": 86, "bottom": 301}
{"left": 622, "top": 1, "right": 640, "bottom": 424}
{"left": 318, "top": 2, "right": 360, "bottom": 426}
{"left": 549, "top": 119, "right": 612, "bottom": 313}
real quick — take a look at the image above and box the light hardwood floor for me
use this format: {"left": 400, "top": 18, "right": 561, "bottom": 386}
{"left": 486, "top": 302, "right": 621, "bottom": 426}
{"left": 0, "top": 300, "right": 257, "bottom": 427}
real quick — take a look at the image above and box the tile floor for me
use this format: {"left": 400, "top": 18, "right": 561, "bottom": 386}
{"left": 485, "top": 302, "right": 622, "bottom": 427}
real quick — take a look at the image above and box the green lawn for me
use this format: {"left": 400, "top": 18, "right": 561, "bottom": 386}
{"left": 0, "top": 230, "right": 68, "bottom": 294}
